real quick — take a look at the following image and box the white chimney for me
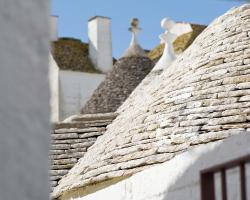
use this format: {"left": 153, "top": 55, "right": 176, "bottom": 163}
{"left": 50, "top": 15, "right": 58, "bottom": 41}
{"left": 88, "top": 16, "right": 113, "bottom": 73}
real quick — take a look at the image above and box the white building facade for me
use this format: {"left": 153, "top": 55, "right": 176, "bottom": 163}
{"left": 76, "top": 133, "right": 250, "bottom": 200}
{"left": 49, "top": 16, "right": 113, "bottom": 121}
{"left": 58, "top": 71, "right": 105, "bottom": 120}
{"left": 49, "top": 58, "right": 105, "bottom": 121}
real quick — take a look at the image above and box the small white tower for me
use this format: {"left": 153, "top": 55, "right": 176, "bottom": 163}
{"left": 88, "top": 16, "right": 113, "bottom": 73}
{"left": 50, "top": 15, "right": 58, "bottom": 42}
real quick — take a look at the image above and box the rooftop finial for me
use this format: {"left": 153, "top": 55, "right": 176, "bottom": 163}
{"left": 128, "top": 18, "right": 141, "bottom": 46}
{"left": 130, "top": 18, "right": 140, "bottom": 29}
{"left": 161, "top": 18, "right": 175, "bottom": 30}
{"left": 160, "top": 18, "right": 177, "bottom": 44}
{"left": 153, "top": 18, "right": 177, "bottom": 71}
{"left": 122, "top": 18, "right": 146, "bottom": 58}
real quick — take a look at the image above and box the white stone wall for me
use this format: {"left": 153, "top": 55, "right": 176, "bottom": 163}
{"left": 76, "top": 133, "right": 250, "bottom": 200}
{"left": 49, "top": 54, "right": 59, "bottom": 122}
{"left": 88, "top": 17, "right": 113, "bottom": 73}
{"left": 59, "top": 70, "right": 105, "bottom": 120}
{"left": 0, "top": 0, "right": 50, "bottom": 199}
{"left": 171, "top": 22, "right": 192, "bottom": 36}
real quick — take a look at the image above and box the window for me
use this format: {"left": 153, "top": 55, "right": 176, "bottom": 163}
{"left": 200, "top": 155, "right": 250, "bottom": 200}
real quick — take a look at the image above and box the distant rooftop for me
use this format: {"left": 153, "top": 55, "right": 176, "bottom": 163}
{"left": 52, "top": 37, "right": 102, "bottom": 73}
{"left": 81, "top": 56, "right": 154, "bottom": 114}
{"left": 88, "top": 16, "right": 111, "bottom": 21}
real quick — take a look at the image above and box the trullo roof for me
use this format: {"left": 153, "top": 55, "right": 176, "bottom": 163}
{"left": 53, "top": 4, "right": 250, "bottom": 199}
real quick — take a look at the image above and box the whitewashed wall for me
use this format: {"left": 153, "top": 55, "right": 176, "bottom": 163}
{"left": 49, "top": 54, "right": 59, "bottom": 122}
{"left": 0, "top": 0, "right": 50, "bottom": 199}
{"left": 59, "top": 70, "right": 105, "bottom": 120}
{"left": 76, "top": 133, "right": 250, "bottom": 200}
{"left": 171, "top": 22, "right": 192, "bottom": 35}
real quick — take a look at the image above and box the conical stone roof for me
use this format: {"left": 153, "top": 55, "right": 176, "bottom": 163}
{"left": 81, "top": 57, "right": 154, "bottom": 114}
{"left": 53, "top": 4, "right": 250, "bottom": 199}
{"left": 50, "top": 113, "right": 117, "bottom": 192}
{"left": 81, "top": 19, "right": 154, "bottom": 114}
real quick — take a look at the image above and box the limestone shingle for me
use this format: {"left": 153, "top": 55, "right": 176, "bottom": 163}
{"left": 49, "top": 113, "right": 117, "bottom": 191}
{"left": 81, "top": 57, "right": 154, "bottom": 114}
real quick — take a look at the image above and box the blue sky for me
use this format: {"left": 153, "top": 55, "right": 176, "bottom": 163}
{"left": 52, "top": 0, "right": 244, "bottom": 58}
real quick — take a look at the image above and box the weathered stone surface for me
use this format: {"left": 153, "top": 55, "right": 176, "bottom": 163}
{"left": 50, "top": 170, "right": 69, "bottom": 176}
{"left": 50, "top": 113, "right": 116, "bottom": 191}
{"left": 51, "top": 133, "right": 79, "bottom": 140}
{"left": 51, "top": 144, "right": 71, "bottom": 150}
{"left": 53, "top": 5, "right": 250, "bottom": 200}
{"left": 78, "top": 132, "right": 104, "bottom": 139}
{"left": 51, "top": 158, "right": 77, "bottom": 166}
{"left": 69, "top": 113, "right": 118, "bottom": 121}
{"left": 50, "top": 176, "right": 62, "bottom": 181}
{"left": 54, "top": 127, "right": 106, "bottom": 134}
{"left": 81, "top": 57, "right": 154, "bottom": 114}
{"left": 51, "top": 181, "right": 58, "bottom": 188}
{"left": 70, "top": 142, "right": 95, "bottom": 149}
{"left": 239, "top": 95, "right": 250, "bottom": 101}
{"left": 50, "top": 150, "right": 65, "bottom": 155}
{"left": 51, "top": 164, "right": 74, "bottom": 170}
{"left": 52, "top": 138, "right": 92, "bottom": 144}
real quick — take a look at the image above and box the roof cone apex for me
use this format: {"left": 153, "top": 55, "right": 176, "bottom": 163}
{"left": 122, "top": 18, "right": 146, "bottom": 58}
{"left": 153, "top": 18, "right": 177, "bottom": 71}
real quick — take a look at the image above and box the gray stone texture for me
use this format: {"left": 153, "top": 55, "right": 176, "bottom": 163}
{"left": 0, "top": 0, "right": 50, "bottom": 200}
{"left": 53, "top": 4, "right": 250, "bottom": 199}
{"left": 50, "top": 113, "right": 117, "bottom": 191}
{"left": 81, "top": 56, "right": 154, "bottom": 114}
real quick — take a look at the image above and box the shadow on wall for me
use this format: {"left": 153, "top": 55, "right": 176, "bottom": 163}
{"left": 161, "top": 133, "right": 250, "bottom": 200}
{"left": 88, "top": 39, "right": 98, "bottom": 71}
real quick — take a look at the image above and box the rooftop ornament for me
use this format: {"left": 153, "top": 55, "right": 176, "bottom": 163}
{"left": 122, "top": 18, "right": 147, "bottom": 58}
{"left": 153, "top": 18, "right": 178, "bottom": 71}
